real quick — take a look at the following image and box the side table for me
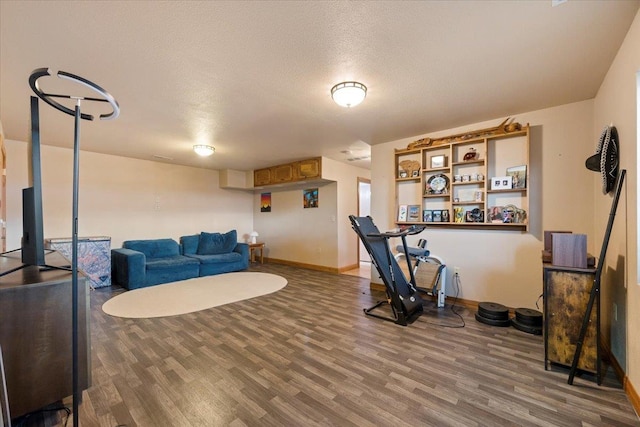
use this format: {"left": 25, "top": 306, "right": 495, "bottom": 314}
{"left": 249, "top": 242, "right": 265, "bottom": 264}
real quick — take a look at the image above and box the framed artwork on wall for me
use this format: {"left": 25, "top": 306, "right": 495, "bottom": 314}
{"left": 303, "top": 188, "right": 318, "bottom": 208}
{"left": 260, "top": 192, "right": 271, "bottom": 212}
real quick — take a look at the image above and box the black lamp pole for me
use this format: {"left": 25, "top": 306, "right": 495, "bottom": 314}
{"left": 71, "top": 102, "right": 81, "bottom": 426}
{"left": 29, "top": 68, "right": 119, "bottom": 426}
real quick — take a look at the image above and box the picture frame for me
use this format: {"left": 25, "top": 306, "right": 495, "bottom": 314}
{"left": 506, "top": 165, "right": 527, "bottom": 189}
{"left": 411, "top": 170, "right": 420, "bottom": 178}
{"left": 465, "top": 208, "right": 484, "bottom": 223}
{"left": 423, "top": 210, "right": 433, "bottom": 222}
{"left": 397, "top": 204, "right": 408, "bottom": 222}
{"left": 260, "top": 192, "right": 271, "bottom": 212}
{"left": 441, "top": 209, "right": 450, "bottom": 222}
{"left": 432, "top": 210, "right": 442, "bottom": 222}
{"left": 303, "top": 188, "right": 318, "bottom": 208}
{"left": 430, "top": 155, "right": 446, "bottom": 169}
{"left": 399, "top": 171, "right": 408, "bottom": 178}
{"left": 491, "top": 175, "right": 512, "bottom": 190}
{"left": 407, "top": 205, "right": 421, "bottom": 221}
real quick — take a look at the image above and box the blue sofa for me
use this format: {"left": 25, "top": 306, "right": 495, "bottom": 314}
{"left": 111, "top": 230, "right": 249, "bottom": 290}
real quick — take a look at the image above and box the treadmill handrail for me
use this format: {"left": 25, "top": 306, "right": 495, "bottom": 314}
{"left": 367, "top": 225, "right": 425, "bottom": 239}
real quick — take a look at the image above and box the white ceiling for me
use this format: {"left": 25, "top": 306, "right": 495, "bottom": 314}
{"left": 1, "top": 1, "right": 638, "bottom": 172}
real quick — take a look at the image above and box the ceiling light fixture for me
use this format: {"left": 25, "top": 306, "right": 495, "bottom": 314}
{"left": 331, "top": 81, "right": 367, "bottom": 108}
{"left": 193, "top": 144, "right": 215, "bottom": 156}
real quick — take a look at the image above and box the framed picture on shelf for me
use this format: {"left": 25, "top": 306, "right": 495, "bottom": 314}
{"left": 432, "top": 210, "right": 442, "bottom": 222}
{"left": 399, "top": 171, "right": 408, "bottom": 178}
{"left": 506, "top": 165, "right": 527, "bottom": 189}
{"left": 397, "top": 205, "right": 408, "bottom": 222}
{"left": 423, "top": 210, "right": 433, "bottom": 222}
{"left": 465, "top": 208, "right": 484, "bottom": 223}
{"left": 441, "top": 209, "right": 450, "bottom": 222}
{"left": 490, "top": 176, "right": 512, "bottom": 190}
{"left": 407, "top": 205, "right": 421, "bottom": 221}
{"left": 411, "top": 170, "right": 420, "bottom": 178}
{"left": 430, "top": 155, "right": 446, "bottom": 169}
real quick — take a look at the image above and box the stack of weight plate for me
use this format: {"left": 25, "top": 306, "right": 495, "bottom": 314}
{"left": 475, "top": 302, "right": 511, "bottom": 327}
{"left": 511, "top": 308, "right": 543, "bottom": 335}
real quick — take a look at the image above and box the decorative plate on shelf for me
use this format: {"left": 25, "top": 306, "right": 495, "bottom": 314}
{"left": 426, "top": 174, "right": 449, "bottom": 194}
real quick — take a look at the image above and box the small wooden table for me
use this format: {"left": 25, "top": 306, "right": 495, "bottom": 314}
{"left": 249, "top": 242, "right": 265, "bottom": 264}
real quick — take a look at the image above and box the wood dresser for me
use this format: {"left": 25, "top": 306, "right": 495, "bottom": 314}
{"left": 543, "top": 264, "right": 600, "bottom": 381}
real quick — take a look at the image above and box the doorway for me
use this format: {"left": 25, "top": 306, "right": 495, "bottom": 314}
{"left": 343, "top": 177, "right": 371, "bottom": 279}
{"left": 357, "top": 177, "right": 371, "bottom": 262}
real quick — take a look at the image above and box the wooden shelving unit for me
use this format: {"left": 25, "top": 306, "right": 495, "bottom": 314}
{"left": 394, "top": 125, "right": 529, "bottom": 230}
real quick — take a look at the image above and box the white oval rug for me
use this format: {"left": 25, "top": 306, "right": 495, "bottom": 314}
{"left": 102, "top": 272, "right": 287, "bottom": 318}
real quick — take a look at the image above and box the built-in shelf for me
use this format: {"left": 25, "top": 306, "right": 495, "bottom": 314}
{"left": 394, "top": 123, "right": 529, "bottom": 230}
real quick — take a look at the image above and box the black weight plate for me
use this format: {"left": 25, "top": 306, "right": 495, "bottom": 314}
{"left": 514, "top": 308, "right": 543, "bottom": 327}
{"left": 511, "top": 318, "right": 542, "bottom": 335}
{"left": 475, "top": 312, "right": 511, "bottom": 327}
{"left": 478, "top": 302, "right": 509, "bottom": 317}
{"left": 475, "top": 309, "right": 509, "bottom": 321}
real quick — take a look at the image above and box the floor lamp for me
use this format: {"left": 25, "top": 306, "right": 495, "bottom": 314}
{"left": 29, "top": 68, "right": 119, "bottom": 426}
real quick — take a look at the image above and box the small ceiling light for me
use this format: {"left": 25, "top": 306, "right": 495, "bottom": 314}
{"left": 331, "top": 81, "right": 367, "bottom": 108}
{"left": 193, "top": 145, "right": 215, "bottom": 156}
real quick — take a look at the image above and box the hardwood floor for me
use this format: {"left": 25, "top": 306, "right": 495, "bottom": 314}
{"left": 341, "top": 261, "right": 371, "bottom": 279}
{"left": 20, "top": 263, "right": 639, "bottom": 426}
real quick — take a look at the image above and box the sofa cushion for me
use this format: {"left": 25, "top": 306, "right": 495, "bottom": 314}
{"left": 197, "top": 230, "right": 237, "bottom": 255}
{"left": 186, "top": 252, "right": 243, "bottom": 264}
{"left": 180, "top": 234, "right": 200, "bottom": 255}
{"left": 145, "top": 255, "right": 199, "bottom": 270}
{"left": 124, "top": 239, "right": 180, "bottom": 258}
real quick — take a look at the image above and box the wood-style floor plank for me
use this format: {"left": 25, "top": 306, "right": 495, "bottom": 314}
{"left": 17, "top": 263, "right": 640, "bottom": 426}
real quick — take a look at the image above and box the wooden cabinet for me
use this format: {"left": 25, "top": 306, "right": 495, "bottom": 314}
{"left": 394, "top": 124, "right": 529, "bottom": 230}
{"left": 254, "top": 157, "right": 321, "bottom": 187}
{"left": 254, "top": 168, "right": 272, "bottom": 186}
{"left": 543, "top": 265, "right": 600, "bottom": 378}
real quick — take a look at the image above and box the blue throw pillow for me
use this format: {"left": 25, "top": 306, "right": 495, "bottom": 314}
{"left": 180, "top": 234, "right": 200, "bottom": 255}
{"left": 197, "top": 230, "right": 237, "bottom": 255}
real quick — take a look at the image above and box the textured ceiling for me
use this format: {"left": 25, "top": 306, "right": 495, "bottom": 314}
{"left": 1, "top": 1, "right": 638, "bottom": 171}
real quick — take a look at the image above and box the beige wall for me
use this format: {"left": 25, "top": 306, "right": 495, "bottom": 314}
{"left": 593, "top": 8, "right": 640, "bottom": 392}
{"left": 371, "top": 99, "right": 595, "bottom": 309}
{"left": 252, "top": 157, "right": 369, "bottom": 270}
{"left": 4, "top": 140, "right": 254, "bottom": 249}
{"left": 252, "top": 181, "right": 338, "bottom": 267}
{"left": 321, "top": 157, "right": 371, "bottom": 269}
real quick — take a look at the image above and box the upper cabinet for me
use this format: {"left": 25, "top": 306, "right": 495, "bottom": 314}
{"left": 395, "top": 119, "right": 529, "bottom": 230}
{"left": 254, "top": 157, "right": 322, "bottom": 187}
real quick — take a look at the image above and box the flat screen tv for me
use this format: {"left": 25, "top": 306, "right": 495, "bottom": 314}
{"left": 21, "top": 96, "right": 46, "bottom": 267}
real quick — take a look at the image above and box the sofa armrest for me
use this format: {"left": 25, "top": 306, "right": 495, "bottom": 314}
{"left": 112, "top": 248, "right": 146, "bottom": 289}
{"left": 234, "top": 243, "right": 249, "bottom": 260}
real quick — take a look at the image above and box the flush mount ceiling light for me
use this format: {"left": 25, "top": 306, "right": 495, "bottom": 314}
{"left": 331, "top": 81, "right": 367, "bottom": 108}
{"left": 193, "top": 144, "right": 215, "bottom": 156}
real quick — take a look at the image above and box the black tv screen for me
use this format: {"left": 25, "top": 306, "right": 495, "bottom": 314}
{"left": 21, "top": 96, "right": 45, "bottom": 266}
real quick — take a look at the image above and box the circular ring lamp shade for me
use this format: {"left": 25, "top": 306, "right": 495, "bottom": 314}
{"left": 331, "top": 81, "right": 367, "bottom": 108}
{"left": 193, "top": 144, "right": 215, "bottom": 156}
{"left": 29, "top": 68, "right": 120, "bottom": 120}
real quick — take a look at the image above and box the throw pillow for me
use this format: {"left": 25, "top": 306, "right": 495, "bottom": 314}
{"left": 180, "top": 234, "right": 200, "bottom": 255}
{"left": 197, "top": 230, "right": 237, "bottom": 255}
